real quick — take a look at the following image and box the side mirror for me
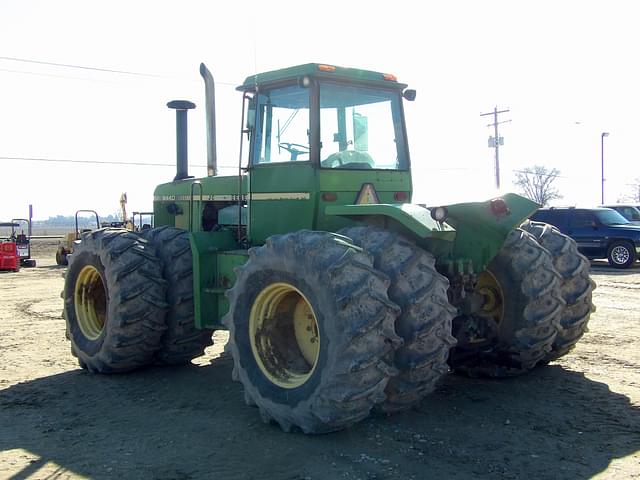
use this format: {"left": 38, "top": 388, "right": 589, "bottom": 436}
{"left": 403, "top": 89, "right": 416, "bottom": 101}
{"left": 591, "top": 220, "right": 598, "bottom": 229}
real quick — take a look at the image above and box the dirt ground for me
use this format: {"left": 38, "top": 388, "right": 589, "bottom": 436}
{"left": 1, "top": 240, "right": 639, "bottom": 480}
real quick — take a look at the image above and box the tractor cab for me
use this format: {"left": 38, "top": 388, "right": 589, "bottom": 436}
{"left": 240, "top": 64, "right": 413, "bottom": 171}
{"left": 235, "top": 64, "right": 417, "bottom": 242}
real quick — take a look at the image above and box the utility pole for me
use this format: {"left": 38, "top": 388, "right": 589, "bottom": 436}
{"left": 481, "top": 107, "right": 510, "bottom": 189}
{"left": 601, "top": 132, "right": 609, "bottom": 204}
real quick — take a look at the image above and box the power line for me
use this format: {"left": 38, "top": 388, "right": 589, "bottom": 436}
{"left": 0, "top": 155, "right": 206, "bottom": 168}
{"left": 0, "top": 55, "right": 162, "bottom": 77}
{"left": 0, "top": 56, "right": 240, "bottom": 86}
{"left": 0, "top": 67, "right": 129, "bottom": 83}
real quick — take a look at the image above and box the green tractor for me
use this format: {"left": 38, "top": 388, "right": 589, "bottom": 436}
{"left": 62, "top": 63, "right": 595, "bottom": 433}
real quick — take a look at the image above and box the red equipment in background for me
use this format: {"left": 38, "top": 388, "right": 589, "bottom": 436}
{"left": 0, "top": 222, "right": 20, "bottom": 272}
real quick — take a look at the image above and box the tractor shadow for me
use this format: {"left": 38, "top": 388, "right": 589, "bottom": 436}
{"left": 1, "top": 359, "right": 638, "bottom": 479}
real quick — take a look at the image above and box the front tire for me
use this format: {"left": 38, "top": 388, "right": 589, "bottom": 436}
{"left": 223, "top": 231, "right": 401, "bottom": 434}
{"left": 450, "top": 229, "right": 564, "bottom": 377}
{"left": 521, "top": 221, "right": 596, "bottom": 362}
{"left": 340, "top": 226, "right": 456, "bottom": 413}
{"left": 63, "top": 229, "right": 167, "bottom": 373}
{"left": 56, "top": 245, "right": 69, "bottom": 266}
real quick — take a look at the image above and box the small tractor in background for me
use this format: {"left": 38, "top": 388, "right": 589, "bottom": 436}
{"left": 56, "top": 210, "right": 100, "bottom": 266}
{"left": 130, "top": 211, "right": 154, "bottom": 231}
{"left": 11, "top": 218, "right": 36, "bottom": 267}
{"left": 56, "top": 206, "right": 154, "bottom": 265}
{"left": 62, "top": 62, "right": 595, "bottom": 434}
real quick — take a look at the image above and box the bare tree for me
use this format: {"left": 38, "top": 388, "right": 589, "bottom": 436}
{"left": 513, "top": 165, "right": 563, "bottom": 206}
{"left": 618, "top": 177, "right": 640, "bottom": 202}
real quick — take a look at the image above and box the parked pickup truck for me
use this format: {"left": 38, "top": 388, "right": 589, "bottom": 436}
{"left": 530, "top": 207, "right": 640, "bottom": 268}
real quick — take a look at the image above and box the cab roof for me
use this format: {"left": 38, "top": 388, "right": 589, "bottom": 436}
{"left": 237, "top": 63, "right": 407, "bottom": 92}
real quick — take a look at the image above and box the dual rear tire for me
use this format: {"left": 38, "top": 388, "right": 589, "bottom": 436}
{"left": 449, "top": 224, "right": 596, "bottom": 376}
{"left": 63, "top": 227, "right": 213, "bottom": 372}
{"left": 63, "top": 229, "right": 168, "bottom": 372}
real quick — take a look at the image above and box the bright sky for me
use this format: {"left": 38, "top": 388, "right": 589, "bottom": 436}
{"left": 1, "top": 0, "right": 639, "bottom": 221}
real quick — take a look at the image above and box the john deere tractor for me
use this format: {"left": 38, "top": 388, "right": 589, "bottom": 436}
{"left": 62, "top": 63, "right": 595, "bottom": 433}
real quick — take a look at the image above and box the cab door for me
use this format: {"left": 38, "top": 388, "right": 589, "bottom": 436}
{"left": 248, "top": 84, "right": 317, "bottom": 244}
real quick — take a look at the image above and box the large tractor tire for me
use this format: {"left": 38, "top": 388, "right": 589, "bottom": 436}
{"left": 449, "top": 228, "right": 564, "bottom": 377}
{"left": 223, "top": 230, "right": 402, "bottom": 434}
{"left": 521, "top": 221, "right": 596, "bottom": 362}
{"left": 142, "top": 226, "right": 213, "bottom": 365}
{"left": 63, "top": 229, "right": 167, "bottom": 373}
{"left": 340, "top": 226, "right": 456, "bottom": 413}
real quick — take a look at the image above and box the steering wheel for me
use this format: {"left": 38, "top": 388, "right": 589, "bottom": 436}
{"left": 278, "top": 142, "right": 309, "bottom": 161}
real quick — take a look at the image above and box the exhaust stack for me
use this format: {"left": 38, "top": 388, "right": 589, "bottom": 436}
{"left": 199, "top": 63, "right": 218, "bottom": 176}
{"left": 167, "top": 100, "right": 196, "bottom": 181}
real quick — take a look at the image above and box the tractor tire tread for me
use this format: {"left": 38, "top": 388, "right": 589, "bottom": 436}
{"left": 223, "top": 230, "right": 401, "bottom": 433}
{"left": 142, "top": 226, "right": 213, "bottom": 365}
{"left": 451, "top": 228, "right": 564, "bottom": 377}
{"left": 63, "top": 228, "right": 167, "bottom": 373}
{"left": 521, "top": 221, "right": 595, "bottom": 362}
{"left": 340, "top": 226, "right": 456, "bottom": 413}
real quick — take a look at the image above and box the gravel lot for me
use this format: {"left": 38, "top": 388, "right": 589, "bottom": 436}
{"left": 1, "top": 240, "right": 639, "bottom": 479}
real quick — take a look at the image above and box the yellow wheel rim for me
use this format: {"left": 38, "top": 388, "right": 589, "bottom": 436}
{"left": 74, "top": 265, "right": 107, "bottom": 340}
{"left": 249, "top": 282, "right": 320, "bottom": 389}
{"left": 475, "top": 271, "right": 504, "bottom": 324}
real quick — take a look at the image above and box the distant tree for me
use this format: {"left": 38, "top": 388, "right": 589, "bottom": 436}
{"left": 513, "top": 165, "right": 563, "bottom": 206}
{"left": 618, "top": 177, "right": 640, "bottom": 203}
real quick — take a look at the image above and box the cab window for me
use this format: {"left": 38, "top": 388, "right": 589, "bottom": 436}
{"left": 252, "top": 86, "right": 310, "bottom": 164}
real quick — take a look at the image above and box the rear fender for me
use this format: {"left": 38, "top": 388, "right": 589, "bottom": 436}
{"left": 324, "top": 203, "right": 455, "bottom": 260}
{"left": 438, "top": 193, "right": 540, "bottom": 272}
{"left": 324, "top": 203, "right": 455, "bottom": 239}
{"left": 325, "top": 193, "right": 539, "bottom": 273}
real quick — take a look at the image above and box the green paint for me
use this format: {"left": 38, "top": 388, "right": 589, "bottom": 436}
{"left": 238, "top": 63, "right": 407, "bottom": 92}
{"left": 438, "top": 193, "right": 540, "bottom": 272}
{"left": 189, "top": 230, "right": 238, "bottom": 329}
{"left": 324, "top": 203, "right": 455, "bottom": 239}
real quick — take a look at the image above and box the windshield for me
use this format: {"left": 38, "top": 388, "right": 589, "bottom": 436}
{"left": 595, "top": 209, "right": 630, "bottom": 225}
{"left": 319, "top": 83, "right": 408, "bottom": 170}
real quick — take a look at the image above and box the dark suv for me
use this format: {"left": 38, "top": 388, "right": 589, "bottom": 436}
{"left": 529, "top": 207, "right": 640, "bottom": 268}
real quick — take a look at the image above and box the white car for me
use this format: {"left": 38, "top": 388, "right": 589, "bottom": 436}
{"left": 599, "top": 204, "right": 640, "bottom": 225}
